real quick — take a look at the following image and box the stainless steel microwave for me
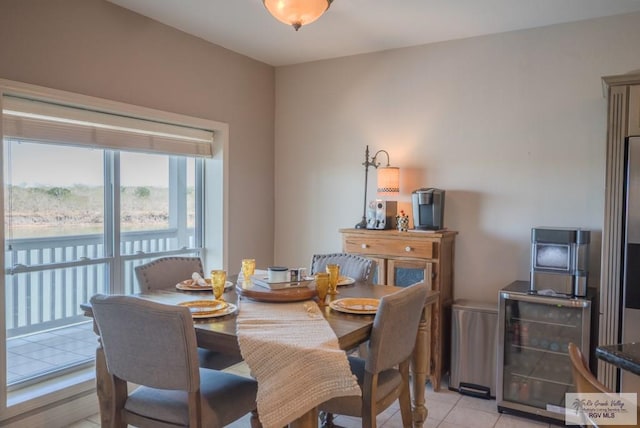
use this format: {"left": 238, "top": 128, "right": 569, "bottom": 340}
{"left": 530, "top": 227, "right": 590, "bottom": 297}
{"left": 533, "top": 243, "right": 572, "bottom": 272}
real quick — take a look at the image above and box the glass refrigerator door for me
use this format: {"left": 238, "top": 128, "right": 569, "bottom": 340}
{"left": 499, "top": 293, "right": 591, "bottom": 415}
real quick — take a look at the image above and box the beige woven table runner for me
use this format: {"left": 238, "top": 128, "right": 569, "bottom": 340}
{"left": 236, "top": 300, "right": 361, "bottom": 428}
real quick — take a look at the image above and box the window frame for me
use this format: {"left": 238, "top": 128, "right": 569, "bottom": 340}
{"left": 0, "top": 78, "right": 228, "bottom": 421}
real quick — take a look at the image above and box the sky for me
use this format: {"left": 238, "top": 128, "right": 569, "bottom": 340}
{"left": 4, "top": 141, "right": 194, "bottom": 187}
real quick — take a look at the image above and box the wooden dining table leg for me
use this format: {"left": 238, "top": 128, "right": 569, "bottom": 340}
{"left": 411, "top": 303, "right": 433, "bottom": 428}
{"left": 289, "top": 407, "right": 319, "bottom": 428}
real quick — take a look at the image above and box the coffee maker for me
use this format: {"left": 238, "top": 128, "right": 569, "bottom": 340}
{"left": 412, "top": 188, "right": 445, "bottom": 230}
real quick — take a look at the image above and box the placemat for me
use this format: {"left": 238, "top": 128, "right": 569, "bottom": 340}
{"left": 236, "top": 300, "right": 361, "bottom": 428}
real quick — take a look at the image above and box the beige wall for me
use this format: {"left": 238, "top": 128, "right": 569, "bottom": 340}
{"left": 0, "top": 0, "right": 275, "bottom": 272}
{"left": 2, "top": 1, "right": 639, "bottom": 306}
{"left": 274, "top": 12, "right": 640, "bottom": 303}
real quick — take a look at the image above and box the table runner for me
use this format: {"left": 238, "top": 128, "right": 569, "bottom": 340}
{"left": 236, "top": 299, "right": 361, "bottom": 428}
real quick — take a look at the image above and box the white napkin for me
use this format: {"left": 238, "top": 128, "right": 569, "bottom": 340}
{"left": 191, "top": 272, "right": 208, "bottom": 287}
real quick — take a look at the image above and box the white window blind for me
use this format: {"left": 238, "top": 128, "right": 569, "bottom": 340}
{"left": 2, "top": 95, "right": 214, "bottom": 157}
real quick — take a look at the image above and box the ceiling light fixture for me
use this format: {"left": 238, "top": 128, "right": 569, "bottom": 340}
{"left": 263, "top": 0, "right": 333, "bottom": 31}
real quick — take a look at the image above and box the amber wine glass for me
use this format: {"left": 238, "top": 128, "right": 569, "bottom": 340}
{"left": 241, "top": 258, "right": 256, "bottom": 281}
{"left": 210, "top": 270, "right": 227, "bottom": 301}
{"left": 326, "top": 264, "right": 340, "bottom": 295}
{"left": 315, "top": 272, "right": 329, "bottom": 305}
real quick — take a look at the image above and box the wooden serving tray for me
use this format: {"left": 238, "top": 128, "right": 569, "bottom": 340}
{"left": 235, "top": 281, "right": 317, "bottom": 302}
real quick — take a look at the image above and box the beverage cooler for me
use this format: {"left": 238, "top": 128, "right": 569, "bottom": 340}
{"left": 497, "top": 281, "right": 594, "bottom": 424}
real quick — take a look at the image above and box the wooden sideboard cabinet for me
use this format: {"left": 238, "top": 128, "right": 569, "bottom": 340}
{"left": 339, "top": 228, "right": 457, "bottom": 391}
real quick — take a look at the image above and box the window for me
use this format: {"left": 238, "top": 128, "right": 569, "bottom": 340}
{"left": 0, "top": 80, "right": 227, "bottom": 420}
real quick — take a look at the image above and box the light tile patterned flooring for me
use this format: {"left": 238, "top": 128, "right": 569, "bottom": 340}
{"left": 6, "top": 326, "right": 556, "bottom": 428}
{"left": 67, "top": 362, "right": 554, "bottom": 428}
{"left": 6, "top": 325, "right": 556, "bottom": 427}
{"left": 7, "top": 321, "right": 97, "bottom": 386}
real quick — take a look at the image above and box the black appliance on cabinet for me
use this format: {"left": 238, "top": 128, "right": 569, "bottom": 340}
{"left": 411, "top": 188, "right": 445, "bottom": 230}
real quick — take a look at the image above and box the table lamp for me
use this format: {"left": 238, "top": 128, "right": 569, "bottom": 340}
{"left": 355, "top": 145, "right": 400, "bottom": 229}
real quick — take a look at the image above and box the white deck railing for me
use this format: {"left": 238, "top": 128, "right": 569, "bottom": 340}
{"left": 5, "top": 229, "right": 197, "bottom": 337}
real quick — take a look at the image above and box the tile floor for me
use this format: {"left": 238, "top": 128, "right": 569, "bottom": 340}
{"left": 66, "top": 362, "right": 555, "bottom": 428}
{"left": 6, "top": 321, "right": 96, "bottom": 386}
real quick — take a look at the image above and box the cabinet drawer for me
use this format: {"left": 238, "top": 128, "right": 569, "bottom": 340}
{"left": 344, "top": 236, "right": 434, "bottom": 259}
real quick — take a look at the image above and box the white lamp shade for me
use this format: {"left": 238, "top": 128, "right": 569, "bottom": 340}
{"left": 377, "top": 167, "right": 400, "bottom": 195}
{"left": 263, "top": 0, "right": 331, "bottom": 30}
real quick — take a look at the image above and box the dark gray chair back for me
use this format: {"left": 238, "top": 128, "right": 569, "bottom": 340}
{"left": 135, "top": 256, "right": 204, "bottom": 292}
{"left": 310, "top": 253, "right": 376, "bottom": 283}
{"left": 90, "top": 294, "right": 200, "bottom": 391}
{"left": 319, "top": 281, "right": 430, "bottom": 427}
{"left": 366, "top": 282, "right": 428, "bottom": 374}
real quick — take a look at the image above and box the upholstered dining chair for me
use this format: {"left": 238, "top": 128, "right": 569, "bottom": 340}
{"left": 311, "top": 253, "right": 378, "bottom": 362}
{"left": 135, "top": 256, "right": 205, "bottom": 292}
{"left": 310, "top": 253, "right": 376, "bottom": 284}
{"left": 568, "top": 342, "right": 610, "bottom": 394}
{"left": 90, "top": 294, "right": 259, "bottom": 428}
{"left": 568, "top": 342, "right": 639, "bottom": 427}
{"left": 134, "top": 256, "right": 243, "bottom": 370}
{"left": 320, "top": 282, "right": 429, "bottom": 428}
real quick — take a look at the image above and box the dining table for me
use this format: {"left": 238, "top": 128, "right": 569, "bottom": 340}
{"left": 81, "top": 278, "right": 439, "bottom": 428}
{"left": 596, "top": 342, "right": 640, "bottom": 376}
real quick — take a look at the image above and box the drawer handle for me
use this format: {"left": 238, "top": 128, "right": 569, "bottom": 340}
{"left": 405, "top": 246, "right": 412, "bottom": 252}
{"left": 361, "top": 243, "right": 368, "bottom": 249}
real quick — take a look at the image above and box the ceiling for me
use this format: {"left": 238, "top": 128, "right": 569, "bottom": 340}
{"left": 107, "top": 0, "right": 640, "bottom": 66}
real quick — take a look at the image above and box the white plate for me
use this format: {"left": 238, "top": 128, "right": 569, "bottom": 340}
{"left": 301, "top": 276, "right": 356, "bottom": 285}
{"left": 196, "top": 302, "right": 237, "bottom": 319}
{"left": 177, "top": 300, "right": 237, "bottom": 319}
{"left": 337, "top": 276, "right": 356, "bottom": 286}
{"left": 176, "top": 279, "right": 233, "bottom": 291}
{"left": 329, "top": 298, "right": 379, "bottom": 315}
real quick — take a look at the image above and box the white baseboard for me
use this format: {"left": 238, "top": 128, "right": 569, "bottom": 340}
{"left": 0, "top": 392, "right": 98, "bottom": 428}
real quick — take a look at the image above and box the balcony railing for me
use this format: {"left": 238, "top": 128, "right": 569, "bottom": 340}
{"left": 5, "top": 229, "right": 197, "bottom": 338}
